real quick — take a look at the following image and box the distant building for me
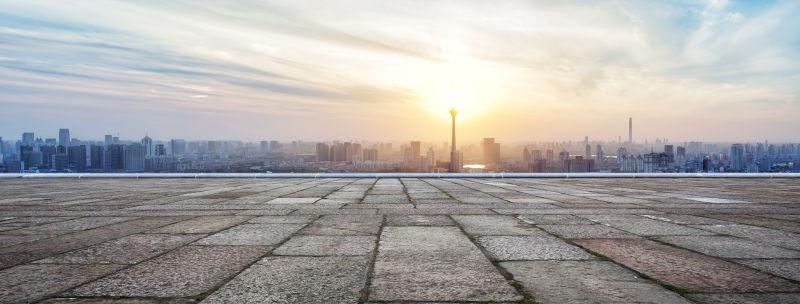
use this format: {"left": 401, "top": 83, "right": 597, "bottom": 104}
{"left": 170, "top": 139, "right": 186, "bottom": 155}
{"left": 104, "top": 135, "right": 113, "bottom": 146}
{"left": 522, "top": 147, "right": 531, "bottom": 163}
{"left": 730, "top": 144, "right": 745, "bottom": 172}
{"left": 564, "top": 156, "right": 594, "bottom": 173}
{"left": 68, "top": 145, "right": 87, "bottom": 172}
{"left": 90, "top": 145, "right": 105, "bottom": 170}
{"left": 363, "top": 148, "right": 378, "bottom": 161}
{"left": 105, "top": 144, "right": 125, "bottom": 171}
{"left": 20, "top": 145, "right": 34, "bottom": 170}
{"left": 482, "top": 138, "right": 500, "bottom": 167}
{"left": 22, "top": 132, "right": 34, "bottom": 146}
{"left": 316, "top": 143, "right": 330, "bottom": 161}
{"left": 155, "top": 144, "right": 166, "bottom": 156}
{"left": 141, "top": 135, "right": 153, "bottom": 157}
{"left": 58, "top": 129, "right": 70, "bottom": 147}
{"left": 124, "top": 143, "right": 145, "bottom": 172}
{"left": 39, "top": 145, "right": 56, "bottom": 169}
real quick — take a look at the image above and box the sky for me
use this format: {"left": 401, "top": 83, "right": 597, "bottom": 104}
{"left": 1, "top": 0, "right": 799, "bottom": 143}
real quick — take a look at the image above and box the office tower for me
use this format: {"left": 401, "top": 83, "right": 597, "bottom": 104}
{"left": 68, "top": 145, "right": 87, "bottom": 172}
{"left": 105, "top": 144, "right": 125, "bottom": 171}
{"left": 39, "top": 145, "right": 56, "bottom": 169}
{"left": 449, "top": 108, "right": 459, "bottom": 173}
{"left": 269, "top": 140, "right": 280, "bottom": 152}
{"left": 22, "top": 132, "right": 34, "bottom": 145}
{"left": 90, "top": 145, "right": 105, "bottom": 170}
{"left": 628, "top": 117, "right": 632, "bottom": 143}
{"left": 112, "top": 136, "right": 119, "bottom": 144}
{"left": 316, "top": 143, "right": 330, "bottom": 161}
{"left": 260, "top": 141, "right": 269, "bottom": 153}
{"left": 664, "top": 144, "right": 674, "bottom": 164}
{"left": 676, "top": 146, "right": 685, "bottom": 157}
{"left": 363, "top": 148, "right": 378, "bottom": 161}
{"left": 482, "top": 138, "right": 500, "bottom": 166}
{"left": 559, "top": 151, "right": 570, "bottom": 167}
{"left": 410, "top": 141, "right": 421, "bottom": 161}
{"left": 426, "top": 147, "right": 435, "bottom": 168}
{"left": 730, "top": 144, "right": 745, "bottom": 172}
{"left": 52, "top": 153, "right": 70, "bottom": 171}
{"left": 59, "top": 129, "right": 70, "bottom": 147}
{"left": 104, "top": 135, "right": 113, "bottom": 146}
{"left": 44, "top": 138, "right": 56, "bottom": 146}
{"left": 141, "top": 135, "right": 153, "bottom": 157}
{"left": 546, "top": 149, "right": 554, "bottom": 166}
{"left": 155, "top": 144, "right": 166, "bottom": 156}
{"left": 20, "top": 145, "right": 33, "bottom": 170}
{"left": 532, "top": 149, "right": 542, "bottom": 161}
{"left": 522, "top": 147, "right": 531, "bottom": 163}
{"left": 565, "top": 156, "right": 595, "bottom": 173}
{"left": 124, "top": 143, "right": 145, "bottom": 172}
{"left": 585, "top": 144, "right": 591, "bottom": 159}
{"left": 596, "top": 144, "right": 603, "bottom": 163}
{"left": 170, "top": 139, "right": 186, "bottom": 155}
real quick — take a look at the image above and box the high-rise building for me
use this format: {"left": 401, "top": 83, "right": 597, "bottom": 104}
{"left": 170, "top": 139, "right": 186, "bottom": 155}
{"left": 363, "top": 148, "right": 378, "bottom": 161}
{"left": 260, "top": 141, "right": 269, "bottom": 153}
{"left": 104, "top": 135, "right": 113, "bottom": 146}
{"left": 90, "top": 145, "right": 105, "bottom": 170}
{"left": 39, "top": 145, "right": 56, "bottom": 169}
{"left": 522, "top": 147, "right": 531, "bottom": 163}
{"left": 20, "top": 145, "right": 34, "bottom": 170}
{"left": 58, "top": 129, "right": 70, "bottom": 147}
{"left": 482, "top": 138, "right": 500, "bottom": 166}
{"left": 628, "top": 117, "right": 632, "bottom": 143}
{"left": 68, "top": 145, "right": 87, "bottom": 172}
{"left": 449, "top": 108, "right": 459, "bottom": 173}
{"left": 596, "top": 144, "right": 604, "bottom": 163}
{"left": 316, "top": 143, "right": 330, "bottom": 161}
{"left": 730, "top": 144, "right": 745, "bottom": 172}
{"left": 410, "top": 141, "right": 421, "bottom": 161}
{"left": 22, "top": 132, "right": 34, "bottom": 145}
{"left": 105, "top": 144, "right": 125, "bottom": 171}
{"left": 585, "top": 144, "right": 591, "bottom": 159}
{"left": 141, "top": 135, "right": 153, "bottom": 157}
{"left": 124, "top": 143, "right": 145, "bottom": 172}
{"left": 155, "top": 144, "right": 166, "bottom": 156}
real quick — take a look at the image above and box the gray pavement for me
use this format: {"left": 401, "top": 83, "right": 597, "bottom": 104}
{"left": 0, "top": 177, "right": 799, "bottom": 303}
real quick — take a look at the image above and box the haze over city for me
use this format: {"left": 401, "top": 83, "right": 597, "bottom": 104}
{"left": 2, "top": 1, "right": 799, "bottom": 142}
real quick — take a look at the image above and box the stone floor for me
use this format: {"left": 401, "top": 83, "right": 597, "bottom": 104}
{"left": 0, "top": 178, "right": 799, "bottom": 303}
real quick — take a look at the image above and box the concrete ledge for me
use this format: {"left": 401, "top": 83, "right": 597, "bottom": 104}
{"left": 1, "top": 173, "right": 799, "bottom": 178}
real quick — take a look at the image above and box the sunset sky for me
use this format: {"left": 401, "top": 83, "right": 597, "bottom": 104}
{"left": 1, "top": 0, "right": 799, "bottom": 142}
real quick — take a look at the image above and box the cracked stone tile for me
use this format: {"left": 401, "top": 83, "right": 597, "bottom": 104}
{"left": 300, "top": 215, "right": 382, "bottom": 235}
{"left": 502, "top": 260, "right": 692, "bottom": 304}
{"left": 385, "top": 215, "right": 455, "bottom": 226}
{"left": 478, "top": 236, "right": 595, "bottom": 261}
{"left": 452, "top": 215, "right": 545, "bottom": 236}
{"left": 273, "top": 235, "right": 375, "bottom": 256}
{"left": 735, "top": 259, "right": 800, "bottom": 281}
{"left": 247, "top": 215, "right": 317, "bottom": 224}
{"left": 65, "top": 245, "right": 267, "bottom": 298}
{"left": 152, "top": 216, "right": 252, "bottom": 234}
{"left": 194, "top": 224, "right": 304, "bottom": 246}
{"left": 581, "top": 215, "right": 715, "bottom": 236}
{"left": 518, "top": 214, "right": 595, "bottom": 225}
{"left": 266, "top": 198, "right": 320, "bottom": 204}
{"left": 538, "top": 224, "right": 638, "bottom": 239}
{"left": 0, "top": 264, "right": 123, "bottom": 304}
{"left": 659, "top": 235, "right": 800, "bottom": 259}
{"left": 35, "top": 234, "right": 202, "bottom": 264}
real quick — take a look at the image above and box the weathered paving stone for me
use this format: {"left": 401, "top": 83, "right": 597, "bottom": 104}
{"left": 574, "top": 238, "right": 800, "bottom": 293}
{"left": 66, "top": 245, "right": 267, "bottom": 297}
{"left": 0, "top": 216, "right": 188, "bottom": 269}
{"left": 502, "top": 261, "right": 692, "bottom": 304}
{"left": 581, "top": 215, "right": 715, "bottom": 236}
{"left": 452, "top": 215, "right": 545, "bottom": 236}
{"left": 300, "top": 215, "right": 382, "bottom": 235}
{"left": 478, "top": 236, "right": 595, "bottom": 261}
{"left": 686, "top": 293, "right": 800, "bottom": 304}
{"left": 693, "top": 224, "right": 800, "bottom": 250}
{"left": 385, "top": 215, "right": 455, "bottom": 226}
{"left": 0, "top": 264, "right": 123, "bottom": 304}
{"left": 518, "top": 214, "right": 595, "bottom": 225}
{"left": 736, "top": 259, "right": 800, "bottom": 281}
{"left": 152, "top": 215, "right": 252, "bottom": 234}
{"left": 201, "top": 256, "right": 369, "bottom": 303}
{"left": 538, "top": 224, "right": 638, "bottom": 239}
{"left": 273, "top": 235, "right": 376, "bottom": 256}
{"left": 40, "top": 298, "right": 163, "bottom": 303}
{"left": 640, "top": 214, "right": 733, "bottom": 225}
{"left": 35, "top": 234, "right": 202, "bottom": 264}
{"left": 266, "top": 198, "right": 320, "bottom": 204}
{"left": 369, "top": 226, "right": 520, "bottom": 302}
{"left": 8, "top": 217, "right": 135, "bottom": 235}
{"left": 194, "top": 224, "right": 304, "bottom": 245}
{"left": 659, "top": 235, "right": 800, "bottom": 259}
{"left": 247, "top": 215, "right": 317, "bottom": 224}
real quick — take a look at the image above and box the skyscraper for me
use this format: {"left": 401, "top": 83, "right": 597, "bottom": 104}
{"left": 90, "top": 145, "right": 105, "bottom": 170}
{"left": 22, "top": 132, "right": 34, "bottom": 145}
{"left": 628, "top": 117, "right": 632, "bottom": 143}
{"left": 585, "top": 144, "right": 591, "bottom": 159}
{"left": 170, "top": 139, "right": 186, "bottom": 155}
{"left": 141, "top": 135, "right": 153, "bottom": 157}
{"left": 410, "top": 141, "right": 421, "bottom": 161}
{"left": 730, "top": 144, "right": 745, "bottom": 172}
{"left": 105, "top": 144, "right": 125, "bottom": 171}
{"left": 68, "top": 145, "right": 87, "bottom": 172}
{"left": 596, "top": 144, "right": 603, "bottom": 163}
{"left": 104, "top": 135, "right": 113, "bottom": 146}
{"left": 449, "top": 108, "right": 459, "bottom": 173}
{"left": 124, "top": 143, "right": 145, "bottom": 172}
{"left": 482, "top": 138, "right": 500, "bottom": 166}
{"left": 316, "top": 143, "right": 330, "bottom": 161}
{"left": 59, "top": 129, "right": 70, "bottom": 147}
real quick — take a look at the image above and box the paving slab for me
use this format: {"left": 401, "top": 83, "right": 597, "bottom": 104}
{"left": 266, "top": 198, "right": 320, "bottom": 204}
{"left": 201, "top": 256, "right": 369, "bottom": 303}
{"left": 385, "top": 215, "right": 455, "bottom": 226}
{"left": 152, "top": 216, "right": 252, "bottom": 234}
{"left": 686, "top": 293, "right": 800, "bottom": 304}
{"left": 452, "top": 215, "right": 545, "bottom": 236}
{"left": 518, "top": 214, "right": 595, "bottom": 225}
{"left": 194, "top": 223, "right": 304, "bottom": 245}
{"left": 369, "top": 226, "right": 521, "bottom": 302}
{"left": 478, "top": 235, "right": 595, "bottom": 261}
{"left": 659, "top": 235, "right": 800, "bottom": 259}
{"left": 538, "top": 224, "right": 638, "bottom": 238}
{"left": 300, "top": 215, "right": 382, "bottom": 235}
{"left": 693, "top": 224, "right": 800, "bottom": 250}
{"left": 0, "top": 264, "right": 123, "bottom": 304}
{"left": 735, "top": 259, "right": 800, "bottom": 281}
{"left": 273, "top": 235, "right": 376, "bottom": 256}
{"left": 247, "top": 215, "right": 317, "bottom": 224}
{"left": 65, "top": 245, "right": 267, "bottom": 297}
{"left": 502, "top": 260, "right": 692, "bottom": 304}
{"left": 575, "top": 238, "right": 800, "bottom": 293}
{"left": 581, "top": 214, "right": 715, "bottom": 236}
{"left": 35, "top": 234, "right": 202, "bottom": 264}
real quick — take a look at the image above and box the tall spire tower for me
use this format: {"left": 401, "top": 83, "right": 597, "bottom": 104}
{"left": 449, "top": 107, "right": 459, "bottom": 173}
{"left": 628, "top": 117, "right": 633, "bottom": 143}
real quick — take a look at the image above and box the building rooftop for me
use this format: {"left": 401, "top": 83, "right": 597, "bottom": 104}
{"left": 0, "top": 177, "right": 799, "bottom": 303}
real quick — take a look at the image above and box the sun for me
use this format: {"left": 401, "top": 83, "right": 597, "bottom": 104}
{"left": 414, "top": 58, "right": 504, "bottom": 120}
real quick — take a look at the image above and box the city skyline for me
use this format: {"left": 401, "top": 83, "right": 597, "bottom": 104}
{"left": 2, "top": 1, "right": 800, "bottom": 141}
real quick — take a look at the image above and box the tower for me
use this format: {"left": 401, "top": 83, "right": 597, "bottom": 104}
{"left": 59, "top": 129, "right": 70, "bottom": 147}
{"left": 449, "top": 107, "right": 459, "bottom": 173}
{"left": 628, "top": 117, "right": 632, "bottom": 143}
